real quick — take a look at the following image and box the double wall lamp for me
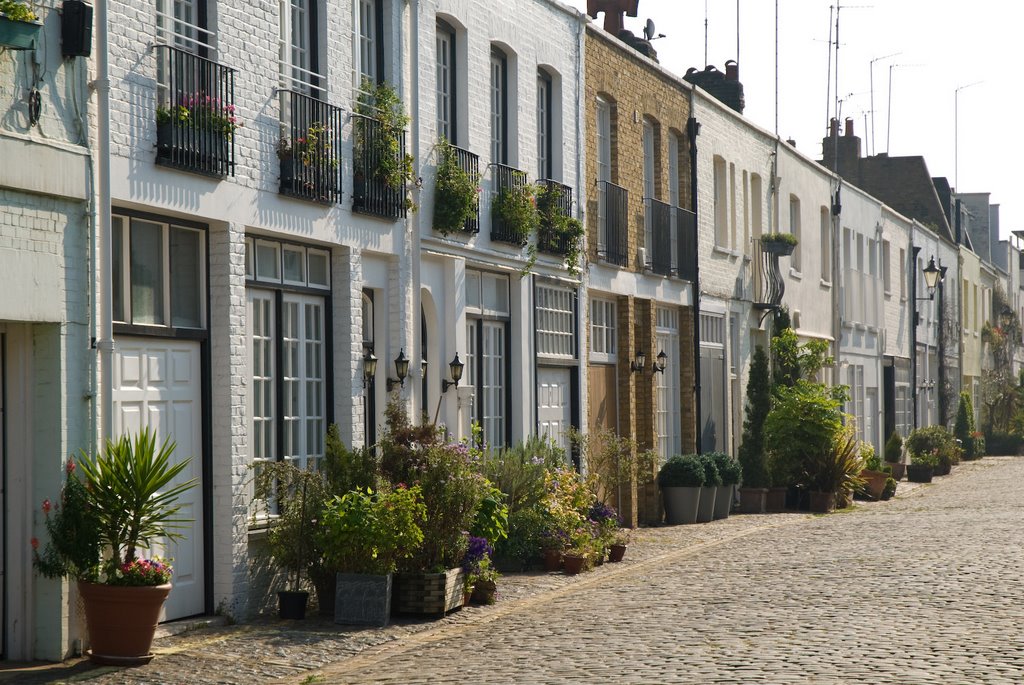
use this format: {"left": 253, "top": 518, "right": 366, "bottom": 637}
{"left": 362, "top": 348, "right": 412, "bottom": 391}
{"left": 629, "top": 349, "right": 668, "bottom": 375}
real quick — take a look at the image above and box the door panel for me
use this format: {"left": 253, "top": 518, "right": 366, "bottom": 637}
{"left": 588, "top": 364, "right": 617, "bottom": 434}
{"left": 112, "top": 337, "right": 204, "bottom": 621}
{"left": 700, "top": 346, "right": 726, "bottom": 453}
{"left": 537, "top": 367, "right": 571, "bottom": 453}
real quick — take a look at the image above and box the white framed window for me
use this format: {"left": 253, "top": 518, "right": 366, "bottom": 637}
{"left": 247, "top": 239, "right": 331, "bottom": 290}
{"left": 729, "top": 163, "right": 737, "bottom": 250}
{"left": 590, "top": 298, "right": 617, "bottom": 364}
{"left": 882, "top": 240, "right": 891, "bottom": 295}
{"left": 899, "top": 248, "right": 907, "bottom": 301}
{"left": 789, "top": 194, "right": 802, "bottom": 271}
{"left": 156, "top": 0, "right": 212, "bottom": 52}
{"left": 820, "top": 206, "right": 831, "bottom": 283}
{"left": 741, "top": 170, "right": 750, "bottom": 255}
{"left": 713, "top": 156, "right": 728, "bottom": 247}
{"left": 596, "top": 96, "right": 612, "bottom": 254}
{"left": 436, "top": 20, "right": 455, "bottom": 143}
{"left": 655, "top": 307, "right": 680, "bottom": 461}
{"left": 111, "top": 214, "right": 206, "bottom": 329}
{"left": 465, "top": 269, "right": 510, "bottom": 448}
{"left": 536, "top": 284, "right": 576, "bottom": 359}
{"left": 356, "top": 0, "right": 379, "bottom": 86}
{"left": 537, "top": 70, "right": 552, "bottom": 180}
{"left": 750, "top": 173, "right": 763, "bottom": 239}
{"left": 490, "top": 47, "right": 508, "bottom": 165}
{"left": 642, "top": 117, "right": 655, "bottom": 257}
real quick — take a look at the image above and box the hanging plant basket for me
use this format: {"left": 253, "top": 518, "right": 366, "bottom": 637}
{"left": 0, "top": 15, "right": 41, "bottom": 50}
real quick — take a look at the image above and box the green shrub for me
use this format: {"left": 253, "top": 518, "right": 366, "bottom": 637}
{"left": 884, "top": 431, "right": 903, "bottom": 463}
{"left": 480, "top": 435, "right": 567, "bottom": 516}
{"left": 699, "top": 454, "right": 723, "bottom": 486}
{"left": 906, "top": 426, "right": 961, "bottom": 468}
{"left": 657, "top": 454, "right": 704, "bottom": 488}
{"left": 764, "top": 380, "right": 847, "bottom": 487}
{"left": 494, "top": 505, "right": 547, "bottom": 563}
{"left": 319, "top": 486, "right": 426, "bottom": 575}
{"left": 954, "top": 392, "right": 978, "bottom": 459}
{"left": 738, "top": 346, "right": 771, "bottom": 487}
{"left": 803, "top": 426, "right": 865, "bottom": 499}
{"left": 984, "top": 431, "right": 1021, "bottom": 456}
{"left": 861, "top": 444, "right": 882, "bottom": 471}
{"left": 881, "top": 477, "right": 897, "bottom": 500}
{"left": 708, "top": 451, "right": 742, "bottom": 486}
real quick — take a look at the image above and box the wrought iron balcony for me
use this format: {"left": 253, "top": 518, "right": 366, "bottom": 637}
{"left": 675, "top": 206, "right": 697, "bottom": 282}
{"left": 278, "top": 90, "right": 343, "bottom": 204}
{"left": 490, "top": 164, "right": 530, "bottom": 246}
{"left": 647, "top": 198, "right": 673, "bottom": 276}
{"left": 155, "top": 45, "right": 236, "bottom": 178}
{"left": 352, "top": 112, "right": 409, "bottom": 219}
{"left": 537, "top": 180, "right": 574, "bottom": 256}
{"left": 597, "top": 181, "right": 628, "bottom": 267}
{"left": 753, "top": 237, "right": 785, "bottom": 309}
{"left": 452, "top": 144, "right": 480, "bottom": 234}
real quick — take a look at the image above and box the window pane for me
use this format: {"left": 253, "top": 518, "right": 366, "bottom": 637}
{"left": 170, "top": 227, "right": 202, "bottom": 328}
{"left": 283, "top": 246, "right": 305, "bottom": 283}
{"left": 308, "top": 250, "right": 328, "bottom": 287}
{"left": 466, "top": 270, "right": 481, "bottom": 311}
{"left": 537, "top": 285, "right": 574, "bottom": 358}
{"left": 112, "top": 217, "right": 125, "bottom": 322}
{"left": 130, "top": 219, "right": 165, "bottom": 325}
{"left": 256, "top": 242, "right": 280, "bottom": 281}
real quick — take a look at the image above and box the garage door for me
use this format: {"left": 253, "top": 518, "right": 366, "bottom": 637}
{"left": 112, "top": 337, "right": 204, "bottom": 621}
{"left": 537, "top": 367, "right": 571, "bottom": 454}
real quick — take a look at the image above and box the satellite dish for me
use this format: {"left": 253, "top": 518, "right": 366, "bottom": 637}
{"left": 644, "top": 18, "right": 656, "bottom": 41}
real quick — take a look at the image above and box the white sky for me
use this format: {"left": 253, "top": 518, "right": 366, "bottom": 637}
{"left": 565, "top": 0, "right": 1024, "bottom": 236}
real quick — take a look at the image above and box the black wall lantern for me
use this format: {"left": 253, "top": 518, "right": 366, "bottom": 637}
{"left": 442, "top": 353, "right": 464, "bottom": 393}
{"left": 630, "top": 350, "right": 646, "bottom": 374}
{"left": 362, "top": 349, "right": 377, "bottom": 388}
{"left": 387, "top": 349, "right": 410, "bottom": 392}
{"left": 653, "top": 349, "right": 668, "bottom": 374}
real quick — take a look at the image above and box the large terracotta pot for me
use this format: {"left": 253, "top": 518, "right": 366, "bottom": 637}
{"left": 78, "top": 581, "right": 171, "bottom": 666}
{"left": 737, "top": 487, "right": 768, "bottom": 514}
{"left": 808, "top": 490, "right": 836, "bottom": 513}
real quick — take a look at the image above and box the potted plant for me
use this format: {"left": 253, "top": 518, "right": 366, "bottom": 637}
{"left": 858, "top": 444, "right": 889, "bottom": 500}
{"left": 535, "top": 182, "right": 586, "bottom": 276}
{"left": 34, "top": 429, "right": 196, "bottom": 665}
{"left": 907, "top": 449, "right": 937, "bottom": 483}
{"left": 884, "top": 430, "right": 905, "bottom": 480}
{"left": 252, "top": 460, "right": 330, "bottom": 621}
{"left": 707, "top": 452, "right": 740, "bottom": 519}
{"left": 657, "top": 454, "right": 703, "bottom": 525}
{"left": 803, "top": 427, "right": 866, "bottom": 512}
{"left": 354, "top": 79, "right": 417, "bottom": 214}
{"left": 278, "top": 121, "right": 339, "bottom": 201}
{"left": 156, "top": 93, "right": 241, "bottom": 161}
{"left": 695, "top": 454, "right": 721, "bottom": 522}
{"left": 463, "top": 537, "right": 499, "bottom": 604}
{"left": 491, "top": 179, "right": 537, "bottom": 247}
{"left": 588, "top": 501, "right": 619, "bottom": 563}
{"left": 318, "top": 484, "right": 425, "bottom": 626}
{"left": 561, "top": 544, "right": 589, "bottom": 576}
{"left": 608, "top": 530, "right": 630, "bottom": 563}
{"left": 954, "top": 392, "right": 980, "bottom": 460}
{"left": 905, "top": 425, "right": 961, "bottom": 479}
{"left": 0, "top": 0, "right": 41, "bottom": 50}
{"left": 760, "top": 232, "right": 797, "bottom": 256}
{"left": 432, "top": 137, "right": 480, "bottom": 235}
{"left": 737, "top": 346, "right": 771, "bottom": 513}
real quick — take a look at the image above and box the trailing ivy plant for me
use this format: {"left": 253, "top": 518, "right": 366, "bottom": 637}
{"left": 432, "top": 137, "right": 480, "bottom": 235}
{"left": 355, "top": 79, "right": 417, "bottom": 211}
{"left": 492, "top": 181, "right": 538, "bottom": 247}
{"left": 535, "top": 182, "right": 586, "bottom": 277}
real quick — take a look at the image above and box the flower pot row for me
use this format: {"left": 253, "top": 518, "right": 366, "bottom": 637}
{"left": 662, "top": 484, "right": 736, "bottom": 525}
{"left": 542, "top": 542, "right": 629, "bottom": 575}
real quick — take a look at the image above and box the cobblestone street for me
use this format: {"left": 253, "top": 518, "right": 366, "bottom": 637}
{"left": 14, "top": 457, "right": 1024, "bottom": 684}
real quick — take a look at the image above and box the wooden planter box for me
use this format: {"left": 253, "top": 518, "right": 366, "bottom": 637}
{"left": 392, "top": 568, "right": 465, "bottom": 617}
{"left": 0, "top": 16, "right": 42, "bottom": 50}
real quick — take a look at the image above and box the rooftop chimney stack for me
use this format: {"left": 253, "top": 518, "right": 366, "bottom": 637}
{"left": 845, "top": 118, "right": 855, "bottom": 137}
{"left": 683, "top": 61, "right": 745, "bottom": 114}
{"left": 822, "top": 117, "right": 862, "bottom": 179}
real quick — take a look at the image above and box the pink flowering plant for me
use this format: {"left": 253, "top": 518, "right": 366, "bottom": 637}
{"left": 33, "top": 428, "right": 196, "bottom": 586}
{"left": 157, "top": 93, "right": 242, "bottom": 138}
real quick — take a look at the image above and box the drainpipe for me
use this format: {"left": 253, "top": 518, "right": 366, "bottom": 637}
{"left": 686, "top": 99, "right": 702, "bottom": 454}
{"left": 911, "top": 243, "right": 920, "bottom": 429}
{"left": 94, "top": 0, "right": 114, "bottom": 444}
{"left": 406, "top": 0, "right": 422, "bottom": 421}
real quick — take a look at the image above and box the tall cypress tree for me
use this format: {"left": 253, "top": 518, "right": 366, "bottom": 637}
{"left": 738, "top": 345, "right": 771, "bottom": 487}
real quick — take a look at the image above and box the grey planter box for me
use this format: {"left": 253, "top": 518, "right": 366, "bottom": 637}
{"left": 713, "top": 484, "right": 734, "bottom": 519}
{"left": 662, "top": 486, "right": 700, "bottom": 525}
{"left": 334, "top": 572, "right": 391, "bottom": 627}
{"left": 696, "top": 486, "right": 717, "bottom": 523}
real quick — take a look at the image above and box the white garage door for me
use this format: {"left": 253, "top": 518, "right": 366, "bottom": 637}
{"left": 112, "top": 337, "right": 204, "bottom": 621}
{"left": 538, "top": 367, "right": 571, "bottom": 454}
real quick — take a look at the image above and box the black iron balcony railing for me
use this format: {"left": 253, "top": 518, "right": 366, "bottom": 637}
{"left": 753, "top": 237, "right": 785, "bottom": 308}
{"left": 279, "top": 90, "right": 343, "bottom": 204}
{"left": 537, "top": 179, "right": 574, "bottom": 256}
{"left": 676, "top": 206, "right": 697, "bottom": 282}
{"left": 452, "top": 144, "right": 480, "bottom": 234}
{"left": 352, "top": 112, "right": 409, "bottom": 219}
{"left": 155, "top": 45, "right": 236, "bottom": 178}
{"left": 647, "top": 198, "right": 673, "bottom": 276}
{"left": 490, "top": 163, "right": 530, "bottom": 246}
{"left": 598, "top": 181, "right": 628, "bottom": 267}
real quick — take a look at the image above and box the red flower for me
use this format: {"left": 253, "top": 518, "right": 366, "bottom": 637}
{"left": 30, "top": 537, "right": 38, "bottom": 550}
{"left": 41, "top": 499, "right": 51, "bottom": 514}
{"left": 65, "top": 459, "right": 76, "bottom": 474}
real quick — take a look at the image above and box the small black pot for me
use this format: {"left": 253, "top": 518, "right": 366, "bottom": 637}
{"left": 906, "top": 464, "right": 934, "bottom": 483}
{"left": 278, "top": 590, "right": 309, "bottom": 620}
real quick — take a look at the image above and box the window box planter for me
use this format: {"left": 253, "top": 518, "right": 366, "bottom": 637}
{"left": 762, "top": 239, "right": 796, "bottom": 256}
{"left": 0, "top": 15, "right": 42, "bottom": 50}
{"left": 334, "top": 572, "right": 392, "bottom": 627}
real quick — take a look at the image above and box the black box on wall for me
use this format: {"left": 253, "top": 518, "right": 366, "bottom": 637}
{"left": 61, "top": 0, "right": 93, "bottom": 58}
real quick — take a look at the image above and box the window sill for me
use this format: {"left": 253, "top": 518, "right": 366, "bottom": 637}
{"left": 820, "top": 278, "right": 832, "bottom": 289}
{"left": 789, "top": 268, "right": 803, "bottom": 280}
{"left": 712, "top": 245, "right": 740, "bottom": 258}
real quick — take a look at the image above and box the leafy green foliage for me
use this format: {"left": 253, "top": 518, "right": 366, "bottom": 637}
{"left": 761, "top": 231, "right": 798, "bottom": 246}
{"left": 34, "top": 461, "right": 102, "bottom": 582}
{"left": 657, "top": 454, "right": 705, "bottom": 487}
{"left": 699, "top": 454, "right": 723, "bottom": 486}
{"left": 771, "top": 328, "right": 833, "bottom": 389}
{"left": 76, "top": 429, "right": 196, "bottom": 580}
{"left": 954, "top": 391, "right": 978, "bottom": 459}
{"left": 319, "top": 486, "right": 426, "bottom": 575}
{"left": 802, "top": 426, "right": 866, "bottom": 498}
{"left": 535, "top": 182, "right": 586, "bottom": 276}
{"left": 906, "top": 425, "right": 961, "bottom": 468}
{"left": 884, "top": 431, "right": 903, "bottom": 463}
{"left": 738, "top": 345, "right": 771, "bottom": 487}
{"left": 707, "top": 452, "right": 742, "bottom": 486}
{"left": 432, "top": 137, "right": 480, "bottom": 235}
{"left": 470, "top": 480, "right": 509, "bottom": 544}
{"left": 478, "top": 435, "right": 567, "bottom": 516}
{"left": 881, "top": 477, "right": 897, "bottom": 500}
{"left": 764, "top": 380, "right": 847, "bottom": 487}
{"left": 322, "top": 423, "right": 379, "bottom": 495}
{"left": 0, "top": 0, "right": 36, "bottom": 22}
{"left": 355, "top": 79, "right": 417, "bottom": 211}
{"left": 492, "top": 182, "right": 538, "bottom": 246}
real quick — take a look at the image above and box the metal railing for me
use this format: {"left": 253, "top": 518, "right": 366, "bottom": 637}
{"left": 155, "top": 45, "right": 236, "bottom": 177}
{"left": 490, "top": 163, "right": 530, "bottom": 245}
{"left": 352, "top": 112, "right": 409, "bottom": 219}
{"left": 537, "top": 179, "right": 574, "bottom": 255}
{"left": 598, "top": 181, "right": 628, "bottom": 267}
{"left": 752, "top": 238, "right": 785, "bottom": 308}
{"left": 676, "top": 206, "right": 697, "bottom": 282}
{"left": 451, "top": 144, "right": 480, "bottom": 233}
{"left": 647, "top": 198, "right": 673, "bottom": 276}
{"left": 279, "top": 90, "right": 344, "bottom": 204}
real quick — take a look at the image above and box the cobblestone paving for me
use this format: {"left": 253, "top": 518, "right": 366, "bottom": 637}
{"left": 31, "top": 458, "right": 1024, "bottom": 684}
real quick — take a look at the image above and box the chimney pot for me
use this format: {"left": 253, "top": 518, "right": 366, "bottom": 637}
{"left": 725, "top": 60, "right": 738, "bottom": 81}
{"left": 845, "top": 118, "right": 855, "bottom": 137}
{"left": 830, "top": 118, "right": 839, "bottom": 137}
